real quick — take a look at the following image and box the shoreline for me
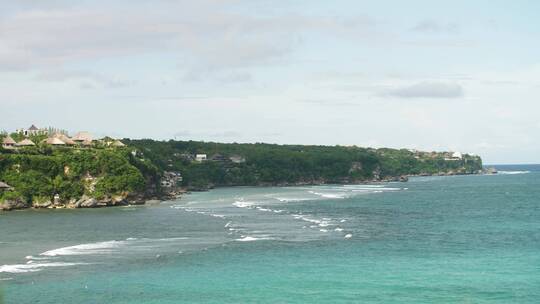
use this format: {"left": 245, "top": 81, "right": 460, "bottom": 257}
{"left": 1, "top": 171, "right": 487, "bottom": 212}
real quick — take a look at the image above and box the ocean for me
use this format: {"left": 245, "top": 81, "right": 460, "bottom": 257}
{"left": 1, "top": 165, "right": 539, "bottom": 303}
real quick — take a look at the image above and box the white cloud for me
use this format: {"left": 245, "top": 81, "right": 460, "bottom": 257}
{"left": 387, "top": 82, "right": 464, "bottom": 98}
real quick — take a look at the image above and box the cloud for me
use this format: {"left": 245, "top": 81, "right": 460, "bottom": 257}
{"left": 387, "top": 82, "right": 464, "bottom": 98}
{"left": 411, "top": 20, "right": 459, "bottom": 34}
{"left": 36, "top": 70, "right": 134, "bottom": 88}
{"left": 0, "top": 3, "right": 376, "bottom": 76}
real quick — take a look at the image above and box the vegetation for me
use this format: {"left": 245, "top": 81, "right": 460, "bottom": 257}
{"left": 0, "top": 146, "right": 160, "bottom": 204}
{"left": 125, "top": 139, "right": 483, "bottom": 190}
{"left": 0, "top": 137, "right": 483, "bottom": 206}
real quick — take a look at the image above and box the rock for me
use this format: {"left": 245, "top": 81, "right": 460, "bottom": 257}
{"left": 71, "top": 195, "right": 99, "bottom": 208}
{"left": 399, "top": 175, "right": 409, "bottom": 182}
{"left": 32, "top": 200, "right": 52, "bottom": 208}
{"left": 0, "top": 199, "right": 29, "bottom": 211}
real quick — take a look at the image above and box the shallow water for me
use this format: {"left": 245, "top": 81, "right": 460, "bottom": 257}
{"left": 1, "top": 165, "right": 539, "bottom": 303}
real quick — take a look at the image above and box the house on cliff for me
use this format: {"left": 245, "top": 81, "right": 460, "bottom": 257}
{"left": 0, "top": 182, "right": 13, "bottom": 191}
{"left": 2, "top": 136, "right": 17, "bottom": 149}
{"left": 16, "top": 139, "right": 36, "bottom": 147}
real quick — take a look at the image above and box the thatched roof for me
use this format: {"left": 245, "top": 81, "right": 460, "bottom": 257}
{"left": 43, "top": 137, "right": 66, "bottom": 145}
{"left": 2, "top": 136, "right": 16, "bottom": 145}
{"left": 73, "top": 132, "right": 93, "bottom": 142}
{"left": 53, "top": 133, "right": 76, "bottom": 145}
{"left": 82, "top": 139, "right": 93, "bottom": 146}
{"left": 16, "top": 139, "right": 36, "bottom": 146}
{"left": 0, "top": 181, "right": 12, "bottom": 189}
{"left": 28, "top": 124, "right": 39, "bottom": 131}
{"left": 112, "top": 140, "right": 126, "bottom": 147}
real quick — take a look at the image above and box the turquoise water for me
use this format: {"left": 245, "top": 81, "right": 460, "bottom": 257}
{"left": 1, "top": 165, "right": 539, "bottom": 303}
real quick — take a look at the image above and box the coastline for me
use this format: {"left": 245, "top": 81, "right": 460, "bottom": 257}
{"left": 1, "top": 171, "right": 485, "bottom": 212}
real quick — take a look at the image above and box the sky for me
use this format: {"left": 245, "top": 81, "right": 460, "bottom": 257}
{"left": 1, "top": 0, "right": 539, "bottom": 164}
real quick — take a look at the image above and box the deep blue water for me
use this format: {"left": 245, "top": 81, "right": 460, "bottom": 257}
{"left": 1, "top": 165, "right": 539, "bottom": 303}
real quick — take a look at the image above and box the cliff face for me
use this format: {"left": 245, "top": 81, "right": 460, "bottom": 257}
{"left": 0, "top": 140, "right": 484, "bottom": 211}
{"left": 0, "top": 147, "right": 161, "bottom": 210}
{"left": 126, "top": 140, "right": 483, "bottom": 190}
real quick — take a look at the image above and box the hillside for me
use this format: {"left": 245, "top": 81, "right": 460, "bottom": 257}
{"left": 0, "top": 145, "right": 161, "bottom": 210}
{"left": 126, "top": 139, "right": 483, "bottom": 190}
{"left": 0, "top": 138, "right": 483, "bottom": 211}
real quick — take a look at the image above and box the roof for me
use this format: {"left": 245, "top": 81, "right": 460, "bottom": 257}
{"left": 112, "top": 140, "right": 126, "bottom": 147}
{"left": 0, "top": 181, "right": 12, "bottom": 189}
{"left": 43, "top": 137, "right": 66, "bottom": 145}
{"left": 28, "top": 124, "right": 39, "bottom": 131}
{"left": 53, "top": 133, "right": 76, "bottom": 145}
{"left": 2, "top": 136, "right": 16, "bottom": 145}
{"left": 16, "top": 139, "right": 36, "bottom": 146}
{"left": 82, "top": 139, "right": 93, "bottom": 146}
{"left": 72, "top": 132, "right": 93, "bottom": 142}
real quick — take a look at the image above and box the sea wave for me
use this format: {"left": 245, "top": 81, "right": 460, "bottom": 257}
{"left": 40, "top": 240, "right": 127, "bottom": 256}
{"left": 235, "top": 236, "right": 273, "bottom": 242}
{"left": 232, "top": 201, "right": 256, "bottom": 208}
{"left": 308, "top": 191, "right": 346, "bottom": 199}
{"left": 0, "top": 262, "right": 88, "bottom": 274}
{"left": 497, "top": 170, "right": 530, "bottom": 175}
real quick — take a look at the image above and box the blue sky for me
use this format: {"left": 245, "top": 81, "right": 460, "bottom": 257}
{"left": 1, "top": 0, "right": 540, "bottom": 164}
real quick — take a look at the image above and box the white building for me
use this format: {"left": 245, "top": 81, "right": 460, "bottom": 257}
{"left": 195, "top": 154, "right": 207, "bottom": 162}
{"left": 452, "top": 152, "right": 463, "bottom": 159}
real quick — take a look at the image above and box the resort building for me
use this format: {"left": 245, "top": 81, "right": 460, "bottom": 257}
{"left": 2, "top": 136, "right": 17, "bottom": 148}
{"left": 452, "top": 152, "right": 463, "bottom": 159}
{"left": 195, "top": 154, "right": 207, "bottom": 162}
{"left": 16, "top": 139, "right": 36, "bottom": 147}
{"left": 16, "top": 124, "right": 48, "bottom": 137}
{"left": 52, "top": 133, "right": 76, "bottom": 145}
{"left": 72, "top": 132, "right": 93, "bottom": 143}
{"left": 43, "top": 137, "right": 66, "bottom": 146}
{"left": 0, "top": 181, "right": 13, "bottom": 192}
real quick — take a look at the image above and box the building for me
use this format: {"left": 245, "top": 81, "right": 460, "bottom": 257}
{"left": 112, "top": 140, "right": 126, "bottom": 147}
{"left": 72, "top": 132, "right": 93, "bottom": 143}
{"left": 43, "top": 137, "right": 66, "bottom": 146}
{"left": 452, "top": 152, "right": 463, "bottom": 159}
{"left": 16, "top": 139, "right": 36, "bottom": 147}
{"left": 2, "top": 136, "right": 17, "bottom": 148}
{"left": 16, "top": 124, "right": 47, "bottom": 137}
{"left": 53, "top": 133, "right": 76, "bottom": 145}
{"left": 0, "top": 181, "right": 13, "bottom": 191}
{"left": 195, "top": 154, "right": 207, "bottom": 162}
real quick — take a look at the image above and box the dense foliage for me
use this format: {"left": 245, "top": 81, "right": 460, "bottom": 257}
{"left": 0, "top": 147, "right": 159, "bottom": 203}
{"left": 125, "top": 139, "right": 483, "bottom": 189}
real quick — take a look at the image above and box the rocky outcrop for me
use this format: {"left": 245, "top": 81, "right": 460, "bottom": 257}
{"left": 0, "top": 199, "right": 29, "bottom": 211}
{"left": 32, "top": 200, "right": 53, "bottom": 208}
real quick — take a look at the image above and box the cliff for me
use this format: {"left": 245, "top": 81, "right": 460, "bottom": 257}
{"left": 126, "top": 140, "right": 483, "bottom": 191}
{"left": 0, "top": 146, "right": 161, "bottom": 211}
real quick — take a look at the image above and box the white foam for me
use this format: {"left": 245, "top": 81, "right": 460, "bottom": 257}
{"left": 335, "top": 228, "right": 344, "bottom": 232}
{"left": 319, "top": 229, "right": 328, "bottom": 232}
{"left": 308, "top": 191, "right": 346, "bottom": 199}
{"left": 498, "top": 170, "right": 530, "bottom": 175}
{"left": 210, "top": 214, "right": 226, "bottom": 218}
{"left": 344, "top": 234, "right": 352, "bottom": 239}
{"left": 235, "top": 236, "right": 273, "bottom": 242}
{"left": 233, "top": 201, "right": 255, "bottom": 208}
{"left": 274, "top": 197, "right": 310, "bottom": 202}
{"left": 0, "top": 262, "right": 87, "bottom": 274}
{"left": 40, "top": 240, "right": 127, "bottom": 257}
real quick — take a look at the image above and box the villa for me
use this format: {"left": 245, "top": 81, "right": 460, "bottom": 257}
{"left": 2, "top": 136, "right": 16, "bottom": 149}
{"left": 0, "top": 181, "right": 13, "bottom": 192}
{"left": 16, "top": 139, "right": 36, "bottom": 147}
{"left": 195, "top": 154, "right": 207, "bottom": 162}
